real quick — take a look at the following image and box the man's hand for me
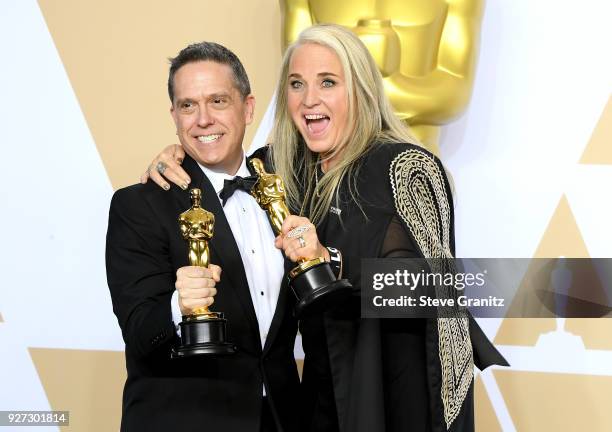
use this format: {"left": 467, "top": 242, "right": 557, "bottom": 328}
{"left": 175, "top": 264, "right": 221, "bottom": 316}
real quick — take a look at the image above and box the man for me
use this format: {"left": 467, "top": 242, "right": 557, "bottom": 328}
{"left": 106, "top": 42, "right": 299, "bottom": 432}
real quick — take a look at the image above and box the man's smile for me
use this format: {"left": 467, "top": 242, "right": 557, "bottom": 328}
{"left": 197, "top": 133, "right": 223, "bottom": 143}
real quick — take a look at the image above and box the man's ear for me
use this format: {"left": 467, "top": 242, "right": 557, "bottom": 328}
{"left": 244, "top": 95, "right": 256, "bottom": 125}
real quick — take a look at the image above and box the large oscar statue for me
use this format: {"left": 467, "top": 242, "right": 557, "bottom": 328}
{"left": 250, "top": 158, "right": 352, "bottom": 317}
{"left": 281, "top": 0, "right": 484, "bottom": 154}
{"left": 172, "top": 188, "right": 236, "bottom": 358}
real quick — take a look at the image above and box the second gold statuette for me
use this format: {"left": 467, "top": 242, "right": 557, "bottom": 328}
{"left": 250, "top": 158, "right": 352, "bottom": 317}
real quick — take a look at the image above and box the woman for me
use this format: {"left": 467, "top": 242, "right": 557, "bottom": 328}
{"left": 145, "top": 24, "right": 506, "bottom": 432}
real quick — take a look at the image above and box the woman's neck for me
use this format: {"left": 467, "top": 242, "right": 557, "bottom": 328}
{"left": 320, "top": 150, "right": 342, "bottom": 173}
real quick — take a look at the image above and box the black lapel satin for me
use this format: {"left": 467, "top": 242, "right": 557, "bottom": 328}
{"left": 262, "top": 273, "right": 292, "bottom": 354}
{"left": 177, "top": 156, "right": 261, "bottom": 348}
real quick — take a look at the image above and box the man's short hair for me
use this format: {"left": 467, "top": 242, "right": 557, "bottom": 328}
{"left": 168, "top": 42, "right": 251, "bottom": 103}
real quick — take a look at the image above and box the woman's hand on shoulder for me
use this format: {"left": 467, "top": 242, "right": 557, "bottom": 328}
{"left": 274, "top": 215, "right": 330, "bottom": 263}
{"left": 140, "top": 144, "right": 190, "bottom": 190}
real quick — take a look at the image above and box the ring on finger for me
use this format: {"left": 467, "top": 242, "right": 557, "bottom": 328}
{"left": 288, "top": 225, "right": 311, "bottom": 239}
{"left": 298, "top": 236, "right": 306, "bottom": 248}
{"left": 156, "top": 161, "right": 168, "bottom": 175}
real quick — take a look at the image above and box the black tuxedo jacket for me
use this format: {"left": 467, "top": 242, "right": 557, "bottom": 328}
{"left": 106, "top": 152, "right": 300, "bottom": 432}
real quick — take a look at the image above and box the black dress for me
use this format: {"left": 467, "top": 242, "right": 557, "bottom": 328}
{"left": 297, "top": 143, "right": 508, "bottom": 432}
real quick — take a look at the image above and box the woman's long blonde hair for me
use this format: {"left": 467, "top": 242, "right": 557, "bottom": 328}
{"left": 271, "top": 24, "right": 419, "bottom": 224}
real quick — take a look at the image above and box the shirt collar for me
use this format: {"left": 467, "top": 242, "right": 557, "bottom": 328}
{"left": 197, "top": 154, "right": 251, "bottom": 196}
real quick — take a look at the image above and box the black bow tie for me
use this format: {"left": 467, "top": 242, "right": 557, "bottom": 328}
{"left": 219, "top": 175, "right": 258, "bottom": 206}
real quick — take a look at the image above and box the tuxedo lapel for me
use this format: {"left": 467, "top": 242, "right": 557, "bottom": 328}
{"left": 262, "top": 273, "right": 291, "bottom": 354}
{"left": 177, "top": 156, "right": 261, "bottom": 347}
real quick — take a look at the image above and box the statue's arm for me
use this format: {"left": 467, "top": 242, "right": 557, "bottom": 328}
{"left": 387, "top": 0, "right": 485, "bottom": 124}
{"left": 281, "top": 0, "right": 314, "bottom": 50}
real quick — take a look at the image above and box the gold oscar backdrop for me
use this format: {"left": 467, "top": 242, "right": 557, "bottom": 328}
{"left": 281, "top": 0, "right": 485, "bottom": 154}
{"left": 13, "top": 0, "right": 609, "bottom": 430}
{"left": 490, "top": 97, "right": 612, "bottom": 430}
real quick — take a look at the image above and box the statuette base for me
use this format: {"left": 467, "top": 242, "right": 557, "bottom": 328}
{"left": 290, "top": 261, "right": 352, "bottom": 317}
{"left": 172, "top": 315, "right": 236, "bottom": 358}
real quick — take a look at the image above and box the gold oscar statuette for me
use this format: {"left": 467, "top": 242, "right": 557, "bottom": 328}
{"left": 250, "top": 158, "right": 352, "bottom": 316}
{"left": 171, "top": 188, "right": 236, "bottom": 358}
{"left": 281, "top": 0, "right": 485, "bottom": 155}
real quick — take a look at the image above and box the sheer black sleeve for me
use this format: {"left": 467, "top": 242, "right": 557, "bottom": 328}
{"left": 380, "top": 215, "right": 419, "bottom": 258}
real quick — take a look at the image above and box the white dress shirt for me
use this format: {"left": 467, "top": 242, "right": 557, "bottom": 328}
{"left": 171, "top": 155, "right": 285, "bottom": 349}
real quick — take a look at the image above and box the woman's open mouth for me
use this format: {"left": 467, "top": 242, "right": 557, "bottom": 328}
{"left": 304, "top": 114, "right": 330, "bottom": 136}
